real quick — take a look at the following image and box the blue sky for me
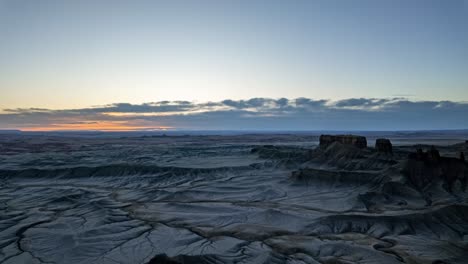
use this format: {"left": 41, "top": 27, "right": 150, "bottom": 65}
{"left": 0, "top": 0, "right": 467, "bottom": 130}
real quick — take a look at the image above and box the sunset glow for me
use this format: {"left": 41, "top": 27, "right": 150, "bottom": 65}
{"left": 20, "top": 121, "right": 172, "bottom": 132}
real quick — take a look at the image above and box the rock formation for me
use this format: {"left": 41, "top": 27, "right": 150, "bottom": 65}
{"left": 403, "top": 146, "right": 467, "bottom": 192}
{"left": 319, "top": 135, "right": 367, "bottom": 149}
{"left": 375, "top": 138, "right": 392, "bottom": 153}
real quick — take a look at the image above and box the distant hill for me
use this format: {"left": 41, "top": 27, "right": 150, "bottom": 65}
{"left": 0, "top": 130, "right": 22, "bottom": 134}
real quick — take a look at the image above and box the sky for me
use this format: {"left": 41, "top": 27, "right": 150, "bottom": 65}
{"left": 0, "top": 0, "right": 467, "bottom": 131}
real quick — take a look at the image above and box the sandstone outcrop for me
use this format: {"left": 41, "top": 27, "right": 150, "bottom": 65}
{"left": 308, "top": 141, "right": 397, "bottom": 171}
{"left": 403, "top": 146, "right": 467, "bottom": 192}
{"left": 375, "top": 138, "right": 392, "bottom": 153}
{"left": 319, "top": 135, "right": 367, "bottom": 149}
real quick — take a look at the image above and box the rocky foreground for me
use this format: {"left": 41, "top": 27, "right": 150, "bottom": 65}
{"left": 0, "top": 133, "right": 467, "bottom": 264}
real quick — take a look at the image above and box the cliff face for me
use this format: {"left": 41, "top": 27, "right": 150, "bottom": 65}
{"left": 319, "top": 135, "right": 367, "bottom": 149}
{"left": 403, "top": 147, "right": 467, "bottom": 192}
{"left": 375, "top": 138, "right": 392, "bottom": 154}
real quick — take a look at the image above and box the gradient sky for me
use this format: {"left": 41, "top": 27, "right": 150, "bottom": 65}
{"left": 0, "top": 0, "right": 467, "bottom": 130}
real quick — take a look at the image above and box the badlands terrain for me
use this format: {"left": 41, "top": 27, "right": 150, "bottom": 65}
{"left": 0, "top": 131, "right": 467, "bottom": 264}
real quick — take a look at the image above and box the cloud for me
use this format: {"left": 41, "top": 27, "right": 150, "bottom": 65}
{"left": 1, "top": 98, "right": 468, "bottom": 131}
{"left": 333, "top": 98, "right": 393, "bottom": 109}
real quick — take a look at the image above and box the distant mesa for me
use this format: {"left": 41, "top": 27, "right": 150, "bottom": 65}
{"left": 0, "top": 130, "right": 21, "bottom": 134}
{"left": 375, "top": 138, "right": 392, "bottom": 154}
{"left": 310, "top": 135, "right": 398, "bottom": 171}
{"left": 319, "top": 134, "right": 367, "bottom": 149}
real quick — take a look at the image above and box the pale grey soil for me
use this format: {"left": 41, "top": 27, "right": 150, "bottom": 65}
{"left": 0, "top": 132, "right": 467, "bottom": 264}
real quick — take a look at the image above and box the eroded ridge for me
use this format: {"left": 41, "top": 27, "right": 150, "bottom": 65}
{"left": 0, "top": 133, "right": 467, "bottom": 263}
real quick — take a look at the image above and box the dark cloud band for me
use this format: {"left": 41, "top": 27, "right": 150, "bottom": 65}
{"left": 1, "top": 98, "right": 467, "bottom": 130}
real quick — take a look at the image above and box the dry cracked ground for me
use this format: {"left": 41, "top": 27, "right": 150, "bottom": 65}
{"left": 0, "top": 132, "right": 467, "bottom": 264}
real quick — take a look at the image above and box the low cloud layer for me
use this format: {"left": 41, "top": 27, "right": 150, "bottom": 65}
{"left": 1, "top": 98, "right": 468, "bottom": 131}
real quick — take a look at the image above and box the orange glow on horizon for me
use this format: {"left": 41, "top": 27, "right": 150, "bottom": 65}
{"left": 20, "top": 121, "right": 173, "bottom": 132}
